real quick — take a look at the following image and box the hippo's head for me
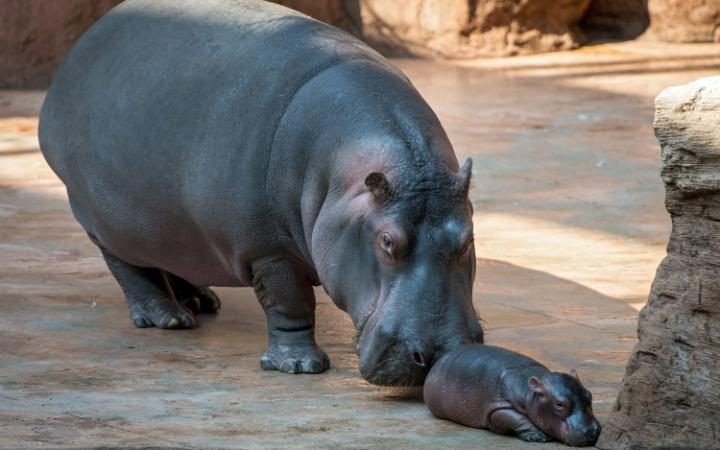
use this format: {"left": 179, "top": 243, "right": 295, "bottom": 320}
{"left": 313, "top": 157, "right": 483, "bottom": 386}
{"left": 526, "top": 371, "right": 601, "bottom": 447}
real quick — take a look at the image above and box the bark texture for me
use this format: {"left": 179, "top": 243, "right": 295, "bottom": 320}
{"left": 359, "top": 0, "right": 592, "bottom": 57}
{"left": 646, "top": 0, "right": 720, "bottom": 43}
{"left": 597, "top": 77, "right": 720, "bottom": 449}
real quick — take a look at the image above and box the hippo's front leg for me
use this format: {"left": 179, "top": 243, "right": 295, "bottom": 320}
{"left": 488, "top": 409, "right": 552, "bottom": 442}
{"left": 251, "top": 257, "right": 330, "bottom": 374}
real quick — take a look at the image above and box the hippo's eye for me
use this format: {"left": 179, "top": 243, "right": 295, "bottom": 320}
{"left": 554, "top": 400, "right": 567, "bottom": 411}
{"left": 380, "top": 232, "right": 394, "bottom": 254}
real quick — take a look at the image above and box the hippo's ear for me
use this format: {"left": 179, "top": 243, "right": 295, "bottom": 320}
{"left": 456, "top": 158, "right": 472, "bottom": 194}
{"left": 365, "top": 172, "right": 392, "bottom": 203}
{"left": 529, "top": 376, "right": 546, "bottom": 395}
{"left": 570, "top": 368, "right": 580, "bottom": 381}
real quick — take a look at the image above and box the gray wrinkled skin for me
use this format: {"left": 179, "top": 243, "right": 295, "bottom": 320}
{"left": 424, "top": 345, "right": 601, "bottom": 446}
{"left": 39, "top": 0, "right": 483, "bottom": 385}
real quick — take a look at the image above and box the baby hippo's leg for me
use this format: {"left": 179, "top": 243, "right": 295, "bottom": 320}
{"left": 488, "top": 409, "right": 551, "bottom": 442}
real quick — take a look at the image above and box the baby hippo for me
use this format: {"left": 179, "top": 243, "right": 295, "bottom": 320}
{"left": 424, "top": 344, "right": 601, "bottom": 446}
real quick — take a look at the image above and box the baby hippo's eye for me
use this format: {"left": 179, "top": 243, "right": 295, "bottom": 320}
{"left": 554, "top": 400, "right": 568, "bottom": 412}
{"left": 380, "top": 232, "right": 394, "bottom": 254}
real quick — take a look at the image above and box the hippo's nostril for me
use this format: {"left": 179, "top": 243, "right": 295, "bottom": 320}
{"left": 412, "top": 351, "right": 426, "bottom": 367}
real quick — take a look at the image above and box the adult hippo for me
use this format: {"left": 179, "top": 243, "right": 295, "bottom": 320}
{"left": 39, "top": 0, "right": 483, "bottom": 386}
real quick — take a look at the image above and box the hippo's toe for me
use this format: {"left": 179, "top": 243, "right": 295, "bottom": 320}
{"left": 518, "top": 430, "right": 552, "bottom": 443}
{"left": 176, "top": 287, "right": 222, "bottom": 315}
{"left": 260, "top": 344, "right": 330, "bottom": 374}
{"left": 129, "top": 297, "right": 197, "bottom": 329}
{"left": 196, "top": 287, "right": 222, "bottom": 313}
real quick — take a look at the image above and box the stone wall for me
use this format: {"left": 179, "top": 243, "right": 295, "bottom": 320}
{"left": 2, "top": 1, "right": 719, "bottom": 86}
{"left": 0, "top": 0, "right": 123, "bottom": 88}
{"left": 646, "top": 0, "right": 720, "bottom": 43}
{"left": 359, "top": 0, "right": 592, "bottom": 57}
{"left": 272, "top": 0, "right": 361, "bottom": 34}
{"left": 580, "top": 0, "right": 649, "bottom": 41}
{"left": 597, "top": 77, "right": 720, "bottom": 450}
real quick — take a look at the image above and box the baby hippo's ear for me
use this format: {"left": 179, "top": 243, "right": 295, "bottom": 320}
{"left": 528, "top": 376, "right": 546, "bottom": 395}
{"left": 570, "top": 368, "right": 580, "bottom": 381}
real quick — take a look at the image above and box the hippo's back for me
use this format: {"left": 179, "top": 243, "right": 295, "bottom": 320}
{"left": 39, "top": 0, "right": 391, "bottom": 286}
{"left": 424, "top": 345, "right": 547, "bottom": 429}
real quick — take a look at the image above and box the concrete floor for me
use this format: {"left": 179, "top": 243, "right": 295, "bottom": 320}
{"left": 2, "top": 41, "right": 719, "bottom": 449}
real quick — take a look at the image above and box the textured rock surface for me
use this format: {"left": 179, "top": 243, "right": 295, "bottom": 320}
{"left": 580, "top": 0, "right": 649, "bottom": 41}
{"left": 271, "top": 0, "right": 361, "bottom": 33}
{"left": 0, "top": 0, "right": 123, "bottom": 88}
{"left": 597, "top": 77, "right": 720, "bottom": 449}
{"left": 359, "top": 0, "right": 592, "bottom": 57}
{"left": 646, "top": 0, "right": 720, "bottom": 43}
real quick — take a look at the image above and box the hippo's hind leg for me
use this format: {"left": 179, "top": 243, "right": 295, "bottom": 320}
{"left": 100, "top": 248, "right": 196, "bottom": 329}
{"left": 251, "top": 256, "right": 330, "bottom": 374}
{"left": 488, "top": 409, "right": 552, "bottom": 442}
{"left": 166, "top": 273, "right": 222, "bottom": 315}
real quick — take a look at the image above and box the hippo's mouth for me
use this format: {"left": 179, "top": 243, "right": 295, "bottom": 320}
{"left": 358, "top": 343, "right": 429, "bottom": 386}
{"left": 353, "top": 313, "right": 371, "bottom": 348}
{"left": 353, "top": 291, "right": 383, "bottom": 353}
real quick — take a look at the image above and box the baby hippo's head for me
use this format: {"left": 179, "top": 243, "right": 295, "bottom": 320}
{"left": 526, "top": 370, "right": 601, "bottom": 447}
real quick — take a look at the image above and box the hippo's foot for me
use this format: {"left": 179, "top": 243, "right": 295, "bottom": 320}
{"left": 168, "top": 275, "right": 222, "bottom": 315}
{"left": 179, "top": 287, "right": 221, "bottom": 314}
{"left": 517, "top": 430, "right": 552, "bottom": 443}
{"left": 100, "top": 248, "right": 198, "bottom": 329}
{"left": 250, "top": 256, "right": 329, "bottom": 374}
{"left": 260, "top": 342, "right": 330, "bottom": 374}
{"left": 489, "top": 409, "right": 552, "bottom": 443}
{"left": 129, "top": 296, "right": 197, "bottom": 329}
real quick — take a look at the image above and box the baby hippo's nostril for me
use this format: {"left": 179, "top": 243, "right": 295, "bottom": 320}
{"left": 412, "top": 351, "right": 426, "bottom": 367}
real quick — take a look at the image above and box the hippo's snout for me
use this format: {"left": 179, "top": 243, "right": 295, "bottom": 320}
{"left": 357, "top": 316, "right": 438, "bottom": 386}
{"left": 563, "top": 417, "right": 601, "bottom": 447}
{"left": 356, "top": 309, "right": 480, "bottom": 386}
{"left": 358, "top": 341, "right": 436, "bottom": 386}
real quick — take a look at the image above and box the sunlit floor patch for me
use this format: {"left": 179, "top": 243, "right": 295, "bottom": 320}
{"left": 473, "top": 212, "right": 664, "bottom": 303}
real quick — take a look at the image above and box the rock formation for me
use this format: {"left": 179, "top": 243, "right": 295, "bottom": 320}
{"left": 359, "top": 0, "right": 592, "bottom": 57}
{"left": 597, "top": 77, "right": 720, "bottom": 449}
{"left": 272, "top": 0, "right": 361, "bottom": 34}
{"left": 3, "top": 0, "right": 719, "bottom": 86}
{"left": 580, "top": 0, "right": 649, "bottom": 41}
{"left": 646, "top": 0, "right": 720, "bottom": 43}
{"left": 0, "top": 0, "right": 123, "bottom": 88}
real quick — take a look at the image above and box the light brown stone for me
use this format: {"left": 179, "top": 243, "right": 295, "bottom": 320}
{"left": 0, "top": 0, "right": 122, "bottom": 88}
{"left": 270, "top": 0, "right": 361, "bottom": 33}
{"left": 597, "top": 77, "right": 720, "bottom": 450}
{"left": 359, "top": 0, "right": 592, "bottom": 57}
{"left": 646, "top": 0, "right": 720, "bottom": 43}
